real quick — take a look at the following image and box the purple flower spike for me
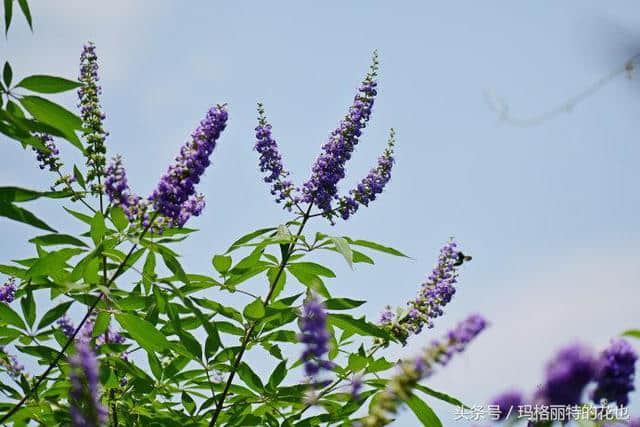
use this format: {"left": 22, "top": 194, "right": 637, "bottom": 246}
{"left": 338, "top": 128, "right": 395, "bottom": 220}
{"left": 69, "top": 340, "right": 108, "bottom": 427}
{"left": 298, "top": 296, "right": 332, "bottom": 379}
{"left": 0, "top": 346, "right": 25, "bottom": 379}
{"left": 105, "top": 155, "right": 143, "bottom": 222}
{"left": 254, "top": 103, "right": 295, "bottom": 209}
{"left": 33, "top": 134, "right": 62, "bottom": 172}
{"left": 491, "top": 390, "right": 523, "bottom": 420}
{"left": 78, "top": 42, "right": 109, "bottom": 194}
{"left": 428, "top": 314, "right": 487, "bottom": 367}
{"left": 0, "top": 277, "right": 16, "bottom": 304}
{"left": 381, "top": 240, "right": 470, "bottom": 344}
{"left": 535, "top": 343, "right": 596, "bottom": 406}
{"left": 57, "top": 315, "right": 75, "bottom": 338}
{"left": 149, "top": 105, "right": 227, "bottom": 227}
{"left": 592, "top": 338, "right": 637, "bottom": 407}
{"left": 301, "top": 52, "right": 379, "bottom": 216}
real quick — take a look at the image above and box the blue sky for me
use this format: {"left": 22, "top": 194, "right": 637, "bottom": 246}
{"left": 2, "top": 1, "right": 640, "bottom": 425}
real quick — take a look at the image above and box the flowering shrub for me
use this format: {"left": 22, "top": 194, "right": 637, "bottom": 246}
{"left": 0, "top": 7, "right": 485, "bottom": 423}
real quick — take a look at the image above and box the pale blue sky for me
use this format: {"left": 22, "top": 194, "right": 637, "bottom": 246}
{"left": 2, "top": 1, "right": 640, "bottom": 425}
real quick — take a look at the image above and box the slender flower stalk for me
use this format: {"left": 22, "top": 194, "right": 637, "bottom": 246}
{"left": 592, "top": 338, "right": 637, "bottom": 407}
{"left": 69, "top": 340, "right": 107, "bottom": 427}
{"left": 0, "top": 277, "right": 16, "bottom": 303}
{"left": 380, "top": 240, "right": 470, "bottom": 344}
{"left": 254, "top": 103, "right": 295, "bottom": 209}
{"left": 301, "top": 52, "right": 379, "bottom": 216}
{"left": 78, "top": 42, "right": 109, "bottom": 194}
{"left": 338, "top": 129, "right": 395, "bottom": 220}
{"left": 362, "top": 314, "right": 487, "bottom": 426}
{"left": 149, "top": 104, "right": 228, "bottom": 228}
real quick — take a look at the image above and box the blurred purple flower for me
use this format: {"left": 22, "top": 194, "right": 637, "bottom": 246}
{"left": 535, "top": 343, "right": 596, "bottom": 406}
{"left": 105, "top": 155, "right": 142, "bottom": 222}
{"left": 298, "top": 296, "right": 333, "bottom": 379}
{"left": 69, "top": 340, "right": 108, "bottom": 426}
{"left": 491, "top": 390, "right": 523, "bottom": 420}
{"left": 592, "top": 338, "right": 637, "bottom": 407}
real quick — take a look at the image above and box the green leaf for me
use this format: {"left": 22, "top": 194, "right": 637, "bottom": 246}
{"left": 73, "top": 165, "right": 86, "bottom": 189}
{"left": 0, "top": 303, "right": 26, "bottom": 331}
{"left": 27, "top": 248, "right": 85, "bottom": 278}
{"left": 345, "top": 238, "right": 409, "bottom": 258}
{"left": 622, "top": 329, "right": 640, "bottom": 340}
{"left": 110, "top": 206, "right": 128, "bottom": 232}
{"left": 3, "top": 0, "right": 12, "bottom": 35}
{"left": 288, "top": 262, "right": 335, "bottom": 278}
{"left": 243, "top": 298, "right": 266, "bottom": 321}
{"left": 182, "top": 392, "right": 196, "bottom": 415}
{"left": 37, "top": 300, "right": 73, "bottom": 330}
{"left": 28, "top": 233, "right": 88, "bottom": 248}
{"left": 405, "top": 393, "right": 442, "bottom": 427}
{"left": 17, "top": 75, "right": 82, "bottom": 94}
{"left": 347, "top": 353, "right": 368, "bottom": 372}
{"left": 329, "top": 236, "right": 352, "bottom": 268}
{"left": 92, "top": 312, "right": 110, "bottom": 338}
{"left": 0, "top": 187, "right": 70, "bottom": 203}
{"left": 0, "top": 202, "right": 56, "bottom": 231}
{"left": 161, "top": 252, "right": 189, "bottom": 284}
{"left": 212, "top": 254, "right": 232, "bottom": 274}
{"left": 63, "top": 207, "right": 93, "bottom": 225}
{"left": 414, "top": 384, "right": 469, "bottom": 409}
{"left": 268, "top": 360, "right": 287, "bottom": 389}
{"left": 19, "top": 95, "right": 83, "bottom": 150}
{"left": 328, "top": 314, "right": 390, "bottom": 340}
{"left": 16, "top": 0, "right": 31, "bottom": 30}
{"left": 3, "top": 62, "right": 12, "bottom": 87}
{"left": 324, "top": 298, "right": 366, "bottom": 310}
{"left": 286, "top": 267, "right": 330, "bottom": 298}
{"left": 115, "top": 313, "right": 170, "bottom": 353}
{"left": 20, "top": 290, "right": 35, "bottom": 328}
{"left": 367, "top": 357, "right": 394, "bottom": 373}
{"left": 226, "top": 227, "right": 277, "bottom": 252}
{"left": 237, "top": 361, "right": 264, "bottom": 392}
{"left": 90, "top": 212, "right": 105, "bottom": 245}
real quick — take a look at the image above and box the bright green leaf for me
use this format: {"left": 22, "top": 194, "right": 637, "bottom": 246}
{"left": 116, "top": 313, "right": 170, "bottom": 353}
{"left": 17, "top": 75, "right": 83, "bottom": 94}
{"left": 244, "top": 298, "right": 266, "bottom": 321}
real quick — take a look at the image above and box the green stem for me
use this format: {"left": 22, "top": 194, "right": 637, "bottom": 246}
{"left": 208, "top": 202, "right": 314, "bottom": 426}
{"left": 0, "top": 213, "right": 158, "bottom": 425}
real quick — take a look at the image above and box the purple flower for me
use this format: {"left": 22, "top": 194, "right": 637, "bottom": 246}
{"left": 254, "top": 104, "right": 295, "bottom": 208}
{"left": 381, "top": 240, "right": 469, "bottom": 344}
{"left": 300, "top": 52, "right": 379, "bottom": 216}
{"left": 592, "top": 338, "right": 637, "bottom": 407}
{"left": 427, "top": 314, "right": 487, "bottom": 368}
{"left": 338, "top": 128, "right": 395, "bottom": 220}
{"left": 350, "top": 375, "right": 363, "bottom": 398}
{"left": 0, "top": 346, "right": 24, "bottom": 379}
{"left": 105, "top": 155, "right": 143, "bottom": 222}
{"left": 0, "top": 277, "right": 16, "bottom": 303}
{"left": 33, "top": 134, "right": 62, "bottom": 172}
{"left": 78, "top": 42, "right": 109, "bottom": 194}
{"left": 491, "top": 390, "right": 523, "bottom": 420}
{"left": 149, "top": 105, "right": 228, "bottom": 227}
{"left": 177, "top": 193, "right": 206, "bottom": 227}
{"left": 69, "top": 340, "right": 107, "bottom": 427}
{"left": 57, "top": 315, "right": 76, "bottom": 338}
{"left": 536, "top": 343, "right": 596, "bottom": 406}
{"left": 298, "top": 296, "right": 332, "bottom": 378}
{"left": 95, "top": 324, "right": 126, "bottom": 346}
